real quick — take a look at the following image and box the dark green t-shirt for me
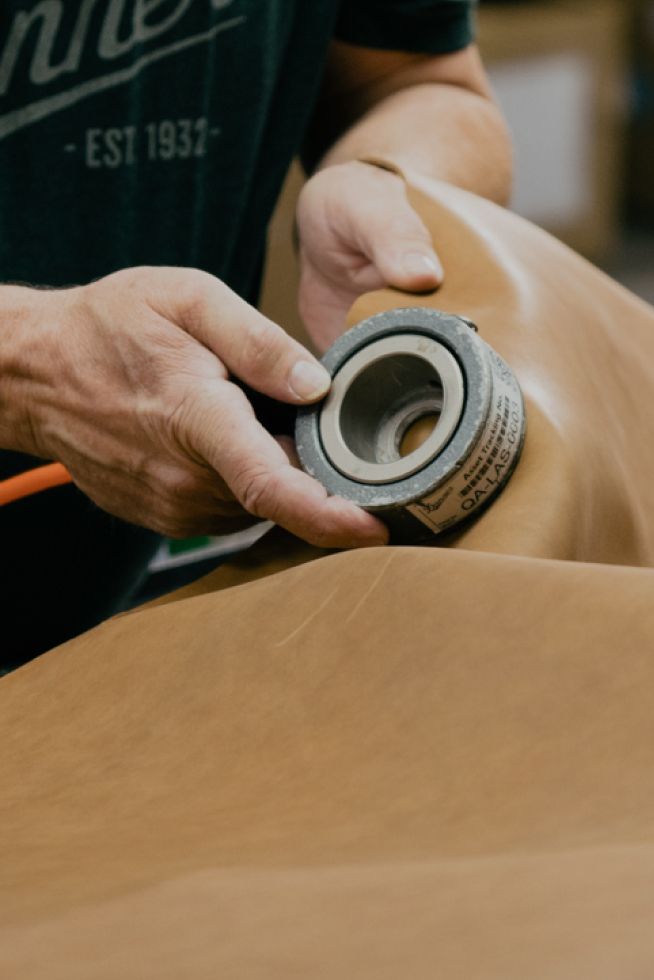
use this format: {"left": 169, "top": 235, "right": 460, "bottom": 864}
{"left": 0, "top": 0, "right": 475, "bottom": 301}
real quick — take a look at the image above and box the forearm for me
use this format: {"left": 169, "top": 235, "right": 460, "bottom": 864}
{"left": 314, "top": 81, "right": 512, "bottom": 206}
{"left": 318, "top": 83, "right": 511, "bottom": 204}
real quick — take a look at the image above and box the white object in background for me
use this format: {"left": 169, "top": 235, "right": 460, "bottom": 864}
{"left": 488, "top": 53, "right": 594, "bottom": 227}
{"left": 148, "top": 522, "right": 273, "bottom": 572}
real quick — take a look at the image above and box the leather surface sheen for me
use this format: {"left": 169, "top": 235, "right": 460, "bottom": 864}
{"left": 2, "top": 178, "right": 654, "bottom": 978}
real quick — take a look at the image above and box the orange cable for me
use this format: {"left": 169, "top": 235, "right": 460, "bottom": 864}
{"left": 0, "top": 463, "right": 73, "bottom": 505}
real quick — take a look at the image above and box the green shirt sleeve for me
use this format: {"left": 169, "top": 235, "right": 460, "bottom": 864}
{"left": 335, "top": 0, "right": 477, "bottom": 54}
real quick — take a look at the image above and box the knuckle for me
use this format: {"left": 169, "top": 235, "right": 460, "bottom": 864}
{"left": 177, "top": 277, "right": 214, "bottom": 331}
{"left": 244, "top": 320, "right": 287, "bottom": 376}
{"left": 165, "top": 385, "right": 219, "bottom": 460}
{"left": 163, "top": 468, "right": 202, "bottom": 501}
{"left": 236, "top": 464, "right": 276, "bottom": 518}
{"left": 91, "top": 266, "right": 154, "bottom": 302}
{"left": 165, "top": 268, "right": 220, "bottom": 333}
{"left": 167, "top": 389, "right": 197, "bottom": 445}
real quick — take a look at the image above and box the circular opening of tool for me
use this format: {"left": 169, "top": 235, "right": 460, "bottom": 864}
{"left": 399, "top": 413, "right": 439, "bottom": 457}
{"left": 318, "top": 334, "right": 466, "bottom": 485}
{"left": 339, "top": 354, "right": 443, "bottom": 465}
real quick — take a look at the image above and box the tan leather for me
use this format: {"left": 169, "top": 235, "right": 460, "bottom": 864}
{"left": 2, "top": 180, "right": 654, "bottom": 978}
{"left": 350, "top": 176, "right": 654, "bottom": 566}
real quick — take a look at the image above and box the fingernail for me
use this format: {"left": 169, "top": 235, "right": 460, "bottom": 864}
{"left": 402, "top": 251, "right": 443, "bottom": 281}
{"left": 289, "top": 360, "right": 331, "bottom": 401}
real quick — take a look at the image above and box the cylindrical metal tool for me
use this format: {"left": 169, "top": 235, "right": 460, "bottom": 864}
{"left": 296, "top": 308, "right": 526, "bottom": 543}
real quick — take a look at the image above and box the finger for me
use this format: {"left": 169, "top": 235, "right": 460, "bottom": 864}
{"left": 155, "top": 269, "right": 332, "bottom": 405}
{"left": 345, "top": 170, "right": 444, "bottom": 291}
{"left": 184, "top": 381, "right": 389, "bottom": 549}
{"left": 274, "top": 434, "right": 300, "bottom": 468}
{"left": 297, "top": 265, "right": 361, "bottom": 354}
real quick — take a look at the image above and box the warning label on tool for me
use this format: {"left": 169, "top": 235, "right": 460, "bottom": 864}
{"left": 407, "top": 351, "right": 525, "bottom": 534}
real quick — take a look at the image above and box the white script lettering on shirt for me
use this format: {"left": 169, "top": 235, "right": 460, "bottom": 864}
{"left": 0, "top": 0, "right": 243, "bottom": 140}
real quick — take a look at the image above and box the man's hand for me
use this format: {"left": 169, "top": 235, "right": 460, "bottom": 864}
{"left": 296, "top": 161, "right": 442, "bottom": 351}
{"left": 1, "top": 268, "right": 388, "bottom": 547}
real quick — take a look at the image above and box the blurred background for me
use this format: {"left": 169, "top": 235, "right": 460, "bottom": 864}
{"left": 262, "top": 0, "right": 654, "bottom": 333}
{"left": 474, "top": 0, "right": 654, "bottom": 300}
{"left": 146, "top": 0, "right": 654, "bottom": 586}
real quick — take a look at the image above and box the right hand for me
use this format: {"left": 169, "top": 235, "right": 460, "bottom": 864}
{"left": 2, "top": 267, "right": 388, "bottom": 548}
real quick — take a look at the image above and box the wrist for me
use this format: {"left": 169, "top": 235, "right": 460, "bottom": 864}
{"left": 0, "top": 285, "right": 66, "bottom": 457}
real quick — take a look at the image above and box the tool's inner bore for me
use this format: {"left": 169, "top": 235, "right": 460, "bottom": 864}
{"left": 338, "top": 354, "right": 444, "bottom": 465}
{"left": 400, "top": 414, "right": 439, "bottom": 457}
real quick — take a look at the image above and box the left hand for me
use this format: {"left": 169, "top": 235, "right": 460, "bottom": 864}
{"left": 296, "top": 160, "right": 443, "bottom": 351}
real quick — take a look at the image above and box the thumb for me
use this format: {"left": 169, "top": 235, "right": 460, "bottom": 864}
{"left": 156, "top": 267, "right": 332, "bottom": 405}
{"left": 358, "top": 192, "right": 443, "bottom": 292}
